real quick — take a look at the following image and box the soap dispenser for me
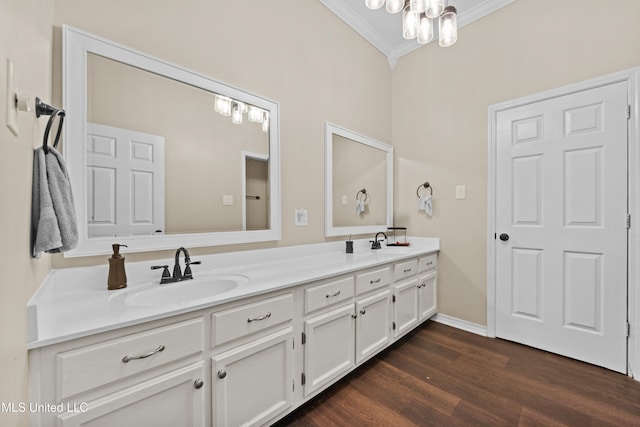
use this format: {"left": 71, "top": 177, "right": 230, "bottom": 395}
{"left": 108, "top": 244, "right": 128, "bottom": 290}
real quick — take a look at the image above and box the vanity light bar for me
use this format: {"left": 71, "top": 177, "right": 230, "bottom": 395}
{"left": 214, "top": 95, "right": 269, "bottom": 131}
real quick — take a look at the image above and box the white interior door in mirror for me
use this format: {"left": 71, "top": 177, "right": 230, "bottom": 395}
{"left": 325, "top": 122, "right": 393, "bottom": 237}
{"left": 87, "top": 123, "right": 165, "bottom": 238}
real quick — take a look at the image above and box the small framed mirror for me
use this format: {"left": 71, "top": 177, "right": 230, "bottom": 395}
{"left": 325, "top": 122, "right": 393, "bottom": 237}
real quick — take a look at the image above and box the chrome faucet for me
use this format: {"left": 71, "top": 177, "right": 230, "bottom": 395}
{"left": 151, "top": 247, "right": 201, "bottom": 284}
{"left": 370, "top": 232, "right": 387, "bottom": 250}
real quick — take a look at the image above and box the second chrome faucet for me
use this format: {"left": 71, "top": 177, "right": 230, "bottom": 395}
{"left": 151, "top": 247, "right": 201, "bottom": 284}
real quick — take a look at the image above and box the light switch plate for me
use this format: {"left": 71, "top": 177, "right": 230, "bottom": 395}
{"left": 341, "top": 195, "right": 348, "bottom": 205}
{"left": 456, "top": 185, "right": 466, "bottom": 200}
{"left": 6, "top": 59, "right": 19, "bottom": 136}
{"left": 295, "top": 209, "right": 308, "bottom": 226}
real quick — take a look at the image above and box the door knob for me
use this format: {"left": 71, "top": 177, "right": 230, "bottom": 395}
{"left": 499, "top": 233, "right": 509, "bottom": 241}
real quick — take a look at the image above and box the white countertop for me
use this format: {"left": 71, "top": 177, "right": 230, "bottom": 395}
{"left": 27, "top": 237, "right": 439, "bottom": 349}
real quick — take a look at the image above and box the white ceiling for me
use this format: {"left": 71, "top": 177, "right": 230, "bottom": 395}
{"left": 318, "top": 0, "right": 515, "bottom": 67}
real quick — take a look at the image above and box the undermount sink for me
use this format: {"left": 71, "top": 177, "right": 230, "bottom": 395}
{"left": 125, "top": 274, "right": 249, "bottom": 307}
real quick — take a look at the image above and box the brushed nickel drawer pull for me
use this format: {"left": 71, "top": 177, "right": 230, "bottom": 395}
{"left": 370, "top": 278, "right": 381, "bottom": 284}
{"left": 360, "top": 309, "right": 366, "bottom": 315}
{"left": 403, "top": 268, "right": 412, "bottom": 273}
{"left": 325, "top": 290, "right": 341, "bottom": 298}
{"left": 122, "top": 345, "right": 165, "bottom": 363}
{"left": 426, "top": 261, "right": 433, "bottom": 266}
{"left": 247, "top": 312, "right": 272, "bottom": 323}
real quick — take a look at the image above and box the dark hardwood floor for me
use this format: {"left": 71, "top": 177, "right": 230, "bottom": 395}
{"left": 275, "top": 321, "right": 640, "bottom": 426}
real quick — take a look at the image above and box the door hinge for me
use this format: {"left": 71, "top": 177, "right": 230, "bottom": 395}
{"left": 301, "top": 372, "right": 306, "bottom": 386}
{"left": 392, "top": 321, "right": 396, "bottom": 330}
{"left": 301, "top": 332, "right": 306, "bottom": 345}
{"left": 626, "top": 322, "right": 631, "bottom": 338}
{"left": 293, "top": 379, "right": 295, "bottom": 392}
{"left": 627, "top": 214, "right": 631, "bottom": 229}
{"left": 628, "top": 104, "right": 632, "bottom": 119}
{"left": 392, "top": 295, "right": 396, "bottom": 303}
{"left": 292, "top": 338, "right": 295, "bottom": 350}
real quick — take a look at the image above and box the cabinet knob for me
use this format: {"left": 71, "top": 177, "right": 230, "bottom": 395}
{"left": 194, "top": 379, "right": 204, "bottom": 389}
{"left": 217, "top": 369, "right": 227, "bottom": 379}
{"left": 351, "top": 313, "right": 357, "bottom": 319}
{"left": 360, "top": 309, "right": 366, "bottom": 315}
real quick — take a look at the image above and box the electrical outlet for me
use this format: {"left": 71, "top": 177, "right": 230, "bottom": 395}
{"left": 456, "top": 185, "right": 466, "bottom": 200}
{"left": 222, "top": 195, "right": 233, "bottom": 206}
{"left": 6, "top": 59, "right": 19, "bottom": 136}
{"left": 295, "top": 209, "right": 308, "bottom": 226}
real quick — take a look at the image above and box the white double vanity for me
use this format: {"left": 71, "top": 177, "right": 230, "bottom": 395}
{"left": 28, "top": 238, "right": 439, "bottom": 426}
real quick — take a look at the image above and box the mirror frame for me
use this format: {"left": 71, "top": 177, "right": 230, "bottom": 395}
{"left": 325, "top": 122, "right": 393, "bottom": 237}
{"left": 62, "top": 25, "right": 281, "bottom": 257}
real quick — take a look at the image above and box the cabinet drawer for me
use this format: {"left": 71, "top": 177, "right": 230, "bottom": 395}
{"left": 56, "top": 318, "right": 203, "bottom": 400}
{"left": 305, "top": 276, "right": 354, "bottom": 314}
{"left": 355, "top": 267, "right": 391, "bottom": 295}
{"left": 212, "top": 293, "right": 293, "bottom": 347}
{"left": 394, "top": 259, "right": 418, "bottom": 282}
{"left": 419, "top": 253, "right": 438, "bottom": 272}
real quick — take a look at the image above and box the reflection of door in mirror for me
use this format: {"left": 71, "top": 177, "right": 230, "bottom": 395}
{"left": 87, "top": 123, "right": 165, "bottom": 238}
{"left": 244, "top": 156, "right": 269, "bottom": 230}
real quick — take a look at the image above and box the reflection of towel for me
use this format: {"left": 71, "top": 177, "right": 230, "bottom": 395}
{"left": 31, "top": 147, "right": 78, "bottom": 257}
{"left": 356, "top": 199, "right": 365, "bottom": 215}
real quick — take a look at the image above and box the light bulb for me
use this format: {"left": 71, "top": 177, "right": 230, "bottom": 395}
{"left": 410, "top": 0, "right": 427, "bottom": 13}
{"left": 386, "top": 0, "right": 403, "bottom": 13}
{"left": 248, "top": 105, "right": 263, "bottom": 122}
{"left": 366, "top": 0, "right": 385, "bottom": 10}
{"left": 232, "top": 103, "right": 243, "bottom": 124}
{"left": 403, "top": 6, "right": 419, "bottom": 39}
{"left": 215, "top": 95, "right": 231, "bottom": 116}
{"left": 417, "top": 14, "right": 434, "bottom": 44}
{"left": 425, "top": 0, "right": 445, "bottom": 18}
{"left": 439, "top": 6, "right": 457, "bottom": 47}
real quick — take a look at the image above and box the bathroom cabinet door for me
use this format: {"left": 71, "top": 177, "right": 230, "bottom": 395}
{"left": 355, "top": 289, "right": 392, "bottom": 364}
{"left": 303, "top": 304, "right": 356, "bottom": 397}
{"left": 418, "top": 271, "right": 437, "bottom": 321}
{"left": 392, "top": 278, "right": 419, "bottom": 338}
{"left": 212, "top": 327, "right": 294, "bottom": 427}
{"left": 57, "top": 363, "right": 205, "bottom": 427}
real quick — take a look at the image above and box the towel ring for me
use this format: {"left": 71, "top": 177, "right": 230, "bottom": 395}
{"left": 36, "top": 97, "right": 65, "bottom": 154}
{"left": 416, "top": 182, "right": 432, "bottom": 198}
{"left": 356, "top": 189, "right": 368, "bottom": 202}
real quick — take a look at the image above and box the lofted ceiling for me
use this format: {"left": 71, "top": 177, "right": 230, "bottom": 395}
{"left": 318, "top": 0, "right": 515, "bottom": 67}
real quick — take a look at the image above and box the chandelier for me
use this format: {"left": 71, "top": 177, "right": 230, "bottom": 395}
{"left": 365, "top": 0, "right": 458, "bottom": 47}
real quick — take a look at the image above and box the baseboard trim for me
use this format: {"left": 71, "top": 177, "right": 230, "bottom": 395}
{"left": 432, "top": 314, "right": 488, "bottom": 337}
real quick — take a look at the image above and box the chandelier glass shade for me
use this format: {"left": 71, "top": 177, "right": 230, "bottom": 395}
{"left": 365, "top": 0, "right": 457, "bottom": 47}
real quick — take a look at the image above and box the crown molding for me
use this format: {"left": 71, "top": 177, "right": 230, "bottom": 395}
{"left": 317, "top": 0, "right": 396, "bottom": 58}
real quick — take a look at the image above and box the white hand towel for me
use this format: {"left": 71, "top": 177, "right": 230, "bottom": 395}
{"left": 418, "top": 196, "right": 427, "bottom": 211}
{"left": 356, "top": 199, "right": 365, "bottom": 215}
{"left": 424, "top": 195, "right": 433, "bottom": 216}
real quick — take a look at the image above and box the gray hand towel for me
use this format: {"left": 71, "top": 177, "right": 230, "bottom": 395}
{"left": 31, "top": 147, "right": 78, "bottom": 257}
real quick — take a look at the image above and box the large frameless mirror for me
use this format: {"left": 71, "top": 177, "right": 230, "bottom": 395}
{"left": 62, "top": 25, "right": 281, "bottom": 257}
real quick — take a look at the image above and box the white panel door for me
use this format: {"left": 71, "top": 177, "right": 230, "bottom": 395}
{"left": 87, "top": 123, "right": 165, "bottom": 237}
{"left": 496, "top": 81, "right": 628, "bottom": 373}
